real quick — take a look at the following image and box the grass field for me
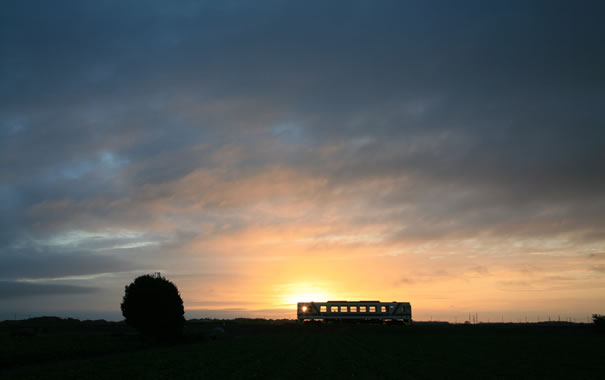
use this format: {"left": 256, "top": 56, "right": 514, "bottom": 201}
{"left": 1, "top": 318, "right": 603, "bottom": 379}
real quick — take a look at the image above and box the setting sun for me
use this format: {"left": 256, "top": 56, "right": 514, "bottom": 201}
{"left": 279, "top": 282, "right": 333, "bottom": 307}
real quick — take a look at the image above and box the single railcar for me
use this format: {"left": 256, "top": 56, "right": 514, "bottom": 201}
{"left": 297, "top": 300, "right": 412, "bottom": 322}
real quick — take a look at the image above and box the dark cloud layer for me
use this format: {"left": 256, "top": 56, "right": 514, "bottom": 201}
{"left": 0, "top": 248, "right": 133, "bottom": 280}
{"left": 0, "top": 281, "right": 96, "bottom": 299}
{"left": 0, "top": 1, "right": 604, "bottom": 315}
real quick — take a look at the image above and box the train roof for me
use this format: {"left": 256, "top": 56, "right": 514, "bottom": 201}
{"left": 322, "top": 300, "right": 404, "bottom": 303}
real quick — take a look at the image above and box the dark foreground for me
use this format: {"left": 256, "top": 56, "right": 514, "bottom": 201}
{"left": 1, "top": 318, "right": 603, "bottom": 379}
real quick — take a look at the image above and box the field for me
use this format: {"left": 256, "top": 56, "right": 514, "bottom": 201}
{"left": 1, "top": 318, "right": 603, "bottom": 379}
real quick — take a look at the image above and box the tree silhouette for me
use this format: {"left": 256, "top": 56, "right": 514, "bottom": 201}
{"left": 121, "top": 273, "right": 185, "bottom": 339}
{"left": 593, "top": 314, "right": 605, "bottom": 332}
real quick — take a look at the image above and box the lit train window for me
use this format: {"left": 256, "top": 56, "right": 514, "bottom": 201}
{"left": 331, "top": 306, "right": 338, "bottom": 313}
{"left": 320, "top": 306, "right": 327, "bottom": 312}
{"left": 369, "top": 306, "right": 376, "bottom": 313}
{"left": 381, "top": 306, "right": 386, "bottom": 313}
{"left": 350, "top": 306, "right": 358, "bottom": 312}
{"left": 360, "top": 306, "right": 367, "bottom": 312}
{"left": 340, "top": 306, "right": 348, "bottom": 312}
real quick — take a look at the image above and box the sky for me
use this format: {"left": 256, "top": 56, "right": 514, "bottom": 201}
{"left": 1, "top": 0, "right": 604, "bottom": 322}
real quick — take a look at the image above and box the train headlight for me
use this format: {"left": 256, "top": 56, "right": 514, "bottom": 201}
{"left": 302, "top": 306, "right": 308, "bottom": 312}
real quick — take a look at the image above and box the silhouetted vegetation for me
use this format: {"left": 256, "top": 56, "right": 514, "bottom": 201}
{"left": 121, "top": 273, "right": 185, "bottom": 340}
{"left": 593, "top": 313, "right": 605, "bottom": 332}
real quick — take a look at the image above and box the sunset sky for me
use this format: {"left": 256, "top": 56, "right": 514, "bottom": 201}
{"left": 1, "top": 1, "right": 604, "bottom": 322}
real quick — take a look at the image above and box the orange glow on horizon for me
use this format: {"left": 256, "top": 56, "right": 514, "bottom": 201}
{"left": 171, "top": 216, "right": 604, "bottom": 323}
{"left": 278, "top": 282, "right": 334, "bottom": 307}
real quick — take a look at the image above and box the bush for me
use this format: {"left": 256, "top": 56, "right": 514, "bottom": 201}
{"left": 593, "top": 314, "right": 605, "bottom": 331}
{"left": 121, "top": 273, "right": 185, "bottom": 339}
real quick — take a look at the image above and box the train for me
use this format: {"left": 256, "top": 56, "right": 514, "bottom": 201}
{"left": 297, "top": 300, "right": 412, "bottom": 322}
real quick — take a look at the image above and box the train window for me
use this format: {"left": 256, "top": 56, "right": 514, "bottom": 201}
{"left": 369, "top": 306, "right": 376, "bottom": 313}
{"left": 340, "top": 306, "right": 348, "bottom": 312}
{"left": 350, "top": 306, "right": 358, "bottom": 312}
{"left": 330, "top": 306, "right": 339, "bottom": 313}
{"left": 359, "top": 306, "right": 367, "bottom": 312}
{"left": 381, "top": 306, "right": 386, "bottom": 313}
{"left": 320, "top": 306, "right": 327, "bottom": 312}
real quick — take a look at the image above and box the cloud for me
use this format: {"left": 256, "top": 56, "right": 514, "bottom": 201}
{"left": 591, "top": 265, "right": 605, "bottom": 274}
{"left": 0, "top": 0, "right": 604, "bottom": 318}
{"left": 469, "top": 266, "right": 489, "bottom": 275}
{"left": 0, "top": 248, "right": 135, "bottom": 280}
{"left": 0, "top": 281, "right": 97, "bottom": 299}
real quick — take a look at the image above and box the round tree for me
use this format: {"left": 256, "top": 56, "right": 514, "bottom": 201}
{"left": 121, "top": 273, "right": 185, "bottom": 338}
